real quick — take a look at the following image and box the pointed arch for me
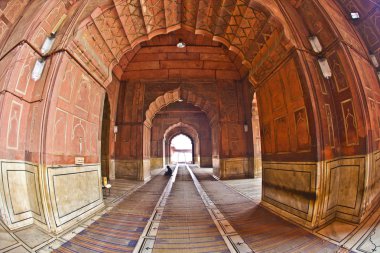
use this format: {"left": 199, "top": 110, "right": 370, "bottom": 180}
{"left": 163, "top": 122, "right": 200, "bottom": 165}
{"left": 144, "top": 87, "right": 218, "bottom": 127}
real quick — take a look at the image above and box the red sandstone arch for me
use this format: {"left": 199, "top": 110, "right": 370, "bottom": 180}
{"left": 163, "top": 122, "right": 200, "bottom": 165}
{"left": 84, "top": 0, "right": 379, "bottom": 230}
{"left": 164, "top": 122, "right": 199, "bottom": 142}
{"left": 143, "top": 88, "right": 217, "bottom": 173}
{"left": 144, "top": 87, "right": 218, "bottom": 127}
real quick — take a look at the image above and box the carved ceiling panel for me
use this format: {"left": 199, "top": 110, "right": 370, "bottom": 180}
{"left": 69, "top": 0, "right": 292, "bottom": 84}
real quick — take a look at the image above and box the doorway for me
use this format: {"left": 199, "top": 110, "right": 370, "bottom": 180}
{"left": 252, "top": 93, "right": 262, "bottom": 177}
{"left": 170, "top": 134, "right": 193, "bottom": 164}
{"left": 101, "top": 94, "right": 111, "bottom": 177}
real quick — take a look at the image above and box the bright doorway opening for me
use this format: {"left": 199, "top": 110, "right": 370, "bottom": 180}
{"left": 252, "top": 93, "right": 262, "bottom": 177}
{"left": 170, "top": 134, "right": 193, "bottom": 164}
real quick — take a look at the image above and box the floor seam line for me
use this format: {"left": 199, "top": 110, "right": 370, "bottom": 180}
{"left": 132, "top": 164, "right": 179, "bottom": 253}
{"left": 185, "top": 164, "right": 254, "bottom": 253}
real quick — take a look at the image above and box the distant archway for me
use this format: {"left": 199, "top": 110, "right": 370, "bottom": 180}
{"left": 163, "top": 122, "right": 201, "bottom": 167}
{"left": 143, "top": 87, "right": 218, "bottom": 176}
{"left": 170, "top": 134, "right": 193, "bottom": 164}
{"left": 144, "top": 87, "right": 218, "bottom": 127}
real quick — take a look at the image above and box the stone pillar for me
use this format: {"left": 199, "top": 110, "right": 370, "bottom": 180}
{"left": 213, "top": 80, "right": 253, "bottom": 179}
{"left": 114, "top": 81, "right": 148, "bottom": 180}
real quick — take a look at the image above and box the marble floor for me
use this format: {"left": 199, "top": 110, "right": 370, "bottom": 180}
{"left": 0, "top": 175, "right": 151, "bottom": 253}
{"left": 0, "top": 166, "right": 379, "bottom": 252}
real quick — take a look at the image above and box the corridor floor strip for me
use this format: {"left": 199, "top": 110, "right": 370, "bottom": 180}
{"left": 54, "top": 171, "right": 171, "bottom": 253}
{"left": 185, "top": 165, "right": 253, "bottom": 253}
{"left": 132, "top": 164, "right": 179, "bottom": 253}
{"left": 152, "top": 165, "right": 231, "bottom": 253}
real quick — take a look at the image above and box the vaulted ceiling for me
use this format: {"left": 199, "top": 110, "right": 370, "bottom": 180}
{"left": 117, "top": 29, "right": 248, "bottom": 81}
{"left": 334, "top": 0, "right": 380, "bottom": 62}
{"left": 68, "top": 0, "right": 292, "bottom": 84}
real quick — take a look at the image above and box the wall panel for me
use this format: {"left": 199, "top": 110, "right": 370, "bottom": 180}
{"left": 0, "top": 161, "right": 45, "bottom": 230}
{"left": 47, "top": 164, "right": 104, "bottom": 232}
{"left": 321, "top": 157, "right": 365, "bottom": 224}
{"left": 262, "top": 162, "right": 317, "bottom": 225}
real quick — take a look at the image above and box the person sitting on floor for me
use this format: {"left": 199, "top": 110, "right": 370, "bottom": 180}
{"left": 164, "top": 165, "right": 173, "bottom": 176}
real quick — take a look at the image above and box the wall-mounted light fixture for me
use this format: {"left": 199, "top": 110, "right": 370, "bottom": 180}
{"left": 244, "top": 123, "right": 249, "bottom": 133}
{"left": 41, "top": 34, "right": 56, "bottom": 55}
{"left": 177, "top": 39, "right": 186, "bottom": 48}
{"left": 318, "top": 58, "right": 332, "bottom": 79}
{"left": 350, "top": 12, "right": 360, "bottom": 20}
{"left": 309, "top": 36, "right": 332, "bottom": 79}
{"left": 370, "top": 54, "right": 379, "bottom": 68}
{"left": 32, "top": 14, "right": 67, "bottom": 81}
{"left": 31, "top": 58, "right": 46, "bottom": 81}
{"left": 308, "top": 36, "right": 323, "bottom": 53}
{"left": 178, "top": 98, "right": 184, "bottom": 102}
{"left": 113, "top": 126, "right": 118, "bottom": 142}
{"left": 41, "top": 14, "right": 67, "bottom": 55}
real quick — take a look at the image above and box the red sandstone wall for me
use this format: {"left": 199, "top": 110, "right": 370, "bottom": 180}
{"left": 257, "top": 53, "right": 315, "bottom": 161}
{"left": 0, "top": 0, "right": 30, "bottom": 47}
{"left": 115, "top": 80, "right": 144, "bottom": 160}
{"left": 335, "top": 0, "right": 380, "bottom": 63}
{"left": 272, "top": 0, "right": 379, "bottom": 226}
{"left": 44, "top": 54, "right": 105, "bottom": 164}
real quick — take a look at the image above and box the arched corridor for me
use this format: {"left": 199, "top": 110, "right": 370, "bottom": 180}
{"left": 1, "top": 166, "right": 379, "bottom": 252}
{"left": 0, "top": 0, "right": 380, "bottom": 252}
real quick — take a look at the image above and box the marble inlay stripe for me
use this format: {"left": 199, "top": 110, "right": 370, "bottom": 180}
{"left": 186, "top": 165, "right": 253, "bottom": 253}
{"left": 132, "top": 164, "right": 179, "bottom": 253}
{"left": 151, "top": 165, "right": 231, "bottom": 252}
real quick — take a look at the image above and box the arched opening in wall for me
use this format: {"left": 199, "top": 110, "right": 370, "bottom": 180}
{"left": 170, "top": 134, "right": 193, "bottom": 164}
{"left": 70, "top": 0, "right": 334, "bottom": 229}
{"left": 162, "top": 122, "right": 201, "bottom": 168}
{"left": 147, "top": 90, "right": 214, "bottom": 172}
{"left": 252, "top": 93, "right": 262, "bottom": 178}
{"left": 101, "top": 94, "right": 111, "bottom": 178}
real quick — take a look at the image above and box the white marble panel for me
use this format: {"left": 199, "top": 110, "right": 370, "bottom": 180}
{"left": 0, "top": 223, "right": 18, "bottom": 250}
{"left": 261, "top": 162, "right": 317, "bottom": 223}
{"left": 53, "top": 171, "right": 99, "bottom": 217}
{"left": 0, "top": 161, "right": 45, "bottom": 230}
{"left": 47, "top": 164, "right": 104, "bottom": 231}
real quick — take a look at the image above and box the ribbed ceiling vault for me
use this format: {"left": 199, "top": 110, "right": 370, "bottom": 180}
{"left": 68, "top": 0, "right": 292, "bottom": 84}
